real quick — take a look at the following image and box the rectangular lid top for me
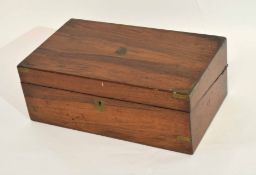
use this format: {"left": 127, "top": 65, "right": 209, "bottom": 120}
{"left": 18, "top": 19, "right": 226, "bottom": 111}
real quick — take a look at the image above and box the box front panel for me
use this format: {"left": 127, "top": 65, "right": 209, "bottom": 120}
{"left": 21, "top": 83, "right": 192, "bottom": 154}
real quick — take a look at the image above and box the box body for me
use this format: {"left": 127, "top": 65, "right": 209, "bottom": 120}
{"left": 18, "top": 19, "right": 227, "bottom": 154}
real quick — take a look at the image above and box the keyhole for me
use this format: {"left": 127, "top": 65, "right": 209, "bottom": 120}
{"left": 94, "top": 99, "right": 105, "bottom": 112}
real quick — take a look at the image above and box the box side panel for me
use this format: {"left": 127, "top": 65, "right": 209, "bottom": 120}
{"left": 18, "top": 67, "right": 189, "bottom": 112}
{"left": 190, "top": 39, "right": 227, "bottom": 110}
{"left": 191, "top": 70, "right": 227, "bottom": 152}
{"left": 21, "top": 83, "right": 192, "bottom": 154}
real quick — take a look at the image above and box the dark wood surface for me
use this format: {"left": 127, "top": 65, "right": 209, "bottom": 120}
{"left": 18, "top": 19, "right": 226, "bottom": 111}
{"left": 18, "top": 67, "right": 189, "bottom": 111}
{"left": 190, "top": 40, "right": 227, "bottom": 110}
{"left": 22, "top": 83, "right": 192, "bottom": 154}
{"left": 191, "top": 69, "right": 227, "bottom": 152}
{"left": 18, "top": 19, "right": 228, "bottom": 154}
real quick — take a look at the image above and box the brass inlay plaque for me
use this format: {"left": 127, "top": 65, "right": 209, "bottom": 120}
{"left": 115, "top": 47, "right": 127, "bottom": 55}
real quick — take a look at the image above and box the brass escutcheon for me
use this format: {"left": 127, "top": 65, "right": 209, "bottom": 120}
{"left": 94, "top": 99, "right": 105, "bottom": 112}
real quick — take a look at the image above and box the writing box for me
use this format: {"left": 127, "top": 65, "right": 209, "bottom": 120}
{"left": 18, "top": 19, "right": 227, "bottom": 154}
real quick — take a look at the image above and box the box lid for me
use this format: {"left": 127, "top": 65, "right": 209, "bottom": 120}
{"left": 18, "top": 19, "right": 227, "bottom": 112}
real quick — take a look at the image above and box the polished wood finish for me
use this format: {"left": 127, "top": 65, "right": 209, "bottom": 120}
{"left": 18, "top": 19, "right": 226, "bottom": 112}
{"left": 191, "top": 70, "right": 227, "bottom": 151}
{"left": 18, "top": 68, "right": 189, "bottom": 111}
{"left": 18, "top": 19, "right": 227, "bottom": 154}
{"left": 22, "top": 83, "right": 192, "bottom": 154}
{"left": 190, "top": 41, "right": 227, "bottom": 110}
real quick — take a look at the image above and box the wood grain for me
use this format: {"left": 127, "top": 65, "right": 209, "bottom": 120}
{"left": 190, "top": 40, "right": 227, "bottom": 110}
{"left": 22, "top": 83, "right": 193, "bottom": 154}
{"left": 18, "top": 19, "right": 226, "bottom": 111}
{"left": 17, "top": 19, "right": 228, "bottom": 154}
{"left": 191, "top": 69, "right": 227, "bottom": 152}
{"left": 18, "top": 67, "right": 189, "bottom": 111}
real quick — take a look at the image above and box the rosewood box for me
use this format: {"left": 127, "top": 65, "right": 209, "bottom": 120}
{"left": 18, "top": 19, "right": 227, "bottom": 154}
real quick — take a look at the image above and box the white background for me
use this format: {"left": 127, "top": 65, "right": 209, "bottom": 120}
{"left": 0, "top": 0, "right": 256, "bottom": 174}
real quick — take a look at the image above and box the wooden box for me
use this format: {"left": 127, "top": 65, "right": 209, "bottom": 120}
{"left": 17, "top": 19, "right": 227, "bottom": 154}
